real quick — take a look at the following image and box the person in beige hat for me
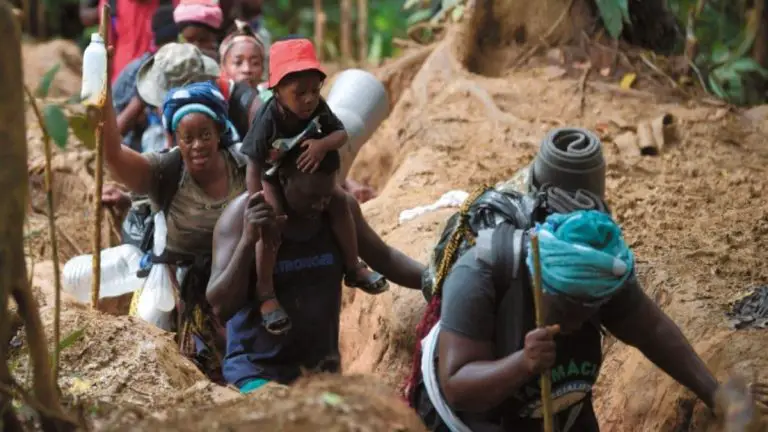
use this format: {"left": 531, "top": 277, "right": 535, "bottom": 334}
{"left": 136, "top": 42, "right": 262, "bottom": 140}
{"left": 136, "top": 42, "right": 221, "bottom": 109}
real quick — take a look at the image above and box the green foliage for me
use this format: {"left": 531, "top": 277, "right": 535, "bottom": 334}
{"left": 42, "top": 104, "right": 69, "bottom": 149}
{"left": 68, "top": 113, "right": 95, "bottom": 150}
{"left": 31, "top": 64, "right": 96, "bottom": 151}
{"left": 262, "top": 0, "right": 409, "bottom": 63}
{"left": 591, "top": 0, "right": 767, "bottom": 105}
{"left": 594, "top": 0, "right": 631, "bottom": 39}
{"left": 36, "top": 64, "right": 61, "bottom": 98}
{"left": 667, "top": 0, "right": 767, "bottom": 105}
{"left": 48, "top": 328, "right": 85, "bottom": 370}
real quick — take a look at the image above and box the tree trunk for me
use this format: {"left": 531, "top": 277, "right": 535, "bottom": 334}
{"left": 0, "top": 0, "right": 27, "bottom": 426}
{"left": 340, "top": 0, "right": 353, "bottom": 64}
{"left": 0, "top": 3, "right": 30, "bottom": 430}
{"left": 0, "top": 4, "right": 72, "bottom": 429}
{"left": 314, "top": 0, "right": 325, "bottom": 61}
{"left": 357, "top": 0, "right": 367, "bottom": 63}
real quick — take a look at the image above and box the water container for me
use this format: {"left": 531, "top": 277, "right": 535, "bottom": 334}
{"left": 62, "top": 244, "right": 144, "bottom": 304}
{"left": 326, "top": 69, "right": 389, "bottom": 180}
{"left": 80, "top": 33, "right": 108, "bottom": 105}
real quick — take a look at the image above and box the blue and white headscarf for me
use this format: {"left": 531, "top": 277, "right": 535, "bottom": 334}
{"left": 161, "top": 81, "right": 239, "bottom": 147}
{"left": 526, "top": 210, "right": 635, "bottom": 299}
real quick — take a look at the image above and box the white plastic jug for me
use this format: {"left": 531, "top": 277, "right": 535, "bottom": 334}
{"left": 326, "top": 69, "right": 389, "bottom": 179}
{"left": 80, "top": 33, "right": 108, "bottom": 105}
{"left": 62, "top": 244, "right": 144, "bottom": 304}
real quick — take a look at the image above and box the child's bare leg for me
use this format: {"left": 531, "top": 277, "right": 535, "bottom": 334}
{"left": 254, "top": 177, "right": 291, "bottom": 334}
{"left": 328, "top": 186, "right": 389, "bottom": 294}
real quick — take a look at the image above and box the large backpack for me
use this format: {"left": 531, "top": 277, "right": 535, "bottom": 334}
{"left": 405, "top": 185, "right": 541, "bottom": 403}
{"left": 406, "top": 184, "right": 610, "bottom": 431}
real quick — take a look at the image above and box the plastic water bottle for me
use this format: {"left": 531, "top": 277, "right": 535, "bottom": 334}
{"left": 80, "top": 33, "right": 108, "bottom": 105}
{"left": 141, "top": 113, "right": 166, "bottom": 153}
{"left": 62, "top": 244, "right": 144, "bottom": 304}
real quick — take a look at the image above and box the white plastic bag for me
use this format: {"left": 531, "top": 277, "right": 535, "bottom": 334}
{"left": 136, "top": 212, "right": 176, "bottom": 330}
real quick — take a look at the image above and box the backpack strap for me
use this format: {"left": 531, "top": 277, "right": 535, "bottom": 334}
{"left": 490, "top": 223, "right": 526, "bottom": 303}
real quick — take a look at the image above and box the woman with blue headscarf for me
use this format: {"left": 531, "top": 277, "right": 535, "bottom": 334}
{"left": 102, "top": 80, "right": 262, "bottom": 382}
{"left": 416, "top": 183, "right": 736, "bottom": 432}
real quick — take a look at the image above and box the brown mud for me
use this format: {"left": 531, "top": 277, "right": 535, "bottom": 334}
{"left": 15, "top": 3, "right": 768, "bottom": 426}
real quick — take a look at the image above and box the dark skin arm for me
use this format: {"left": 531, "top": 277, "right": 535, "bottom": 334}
{"left": 298, "top": 130, "right": 349, "bottom": 173}
{"left": 348, "top": 193, "right": 424, "bottom": 289}
{"left": 438, "top": 331, "right": 532, "bottom": 411}
{"left": 438, "top": 324, "right": 559, "bottom": 412}
{"left": 102, "top": 85, "right": 153, "bottom": 194}
{"left": 604, "top": 290, "right": 719, "bottom": 409}
{"left": 116, "top": 96, "right": 146, "bottom": 135}
{"left": 207, "top": 192, "right": 277, "bottom": 321}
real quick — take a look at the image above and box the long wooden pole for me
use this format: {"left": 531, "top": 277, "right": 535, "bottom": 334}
{"left": 530, "top": 233, "right": 554, "bottom": 432}
{"left": 356, "top": 0, "right": 367, "bottom": 63}
{"left": 340, "top": 0, "right": 352, "bottom": 64}
{"left": 313, "top": 0, "right": 325, "bottom": 61}
{"left": 91, "top": 4, "right": 110, "bottom": 309}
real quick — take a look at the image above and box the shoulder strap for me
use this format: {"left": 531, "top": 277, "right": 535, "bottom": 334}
{"left": 490, "top": 223, "right": 526, "bottom": 301}
{"left": 156, "top": 148, "right": 184, "bottom": 214}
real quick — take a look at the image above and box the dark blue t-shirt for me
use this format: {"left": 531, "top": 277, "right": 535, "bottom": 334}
{"left": 223, "top": 221, "right": 344, "bottom": 387}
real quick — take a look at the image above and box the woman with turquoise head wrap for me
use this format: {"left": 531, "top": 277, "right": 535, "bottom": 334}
{"left": 101, "top": 78, "right": 249, "bottom": 383}
{"left": 526, "top": 209, "right": 635, "bottom": 334}
{"left": 428, "top": 132, "right": 731, "bottom": 432}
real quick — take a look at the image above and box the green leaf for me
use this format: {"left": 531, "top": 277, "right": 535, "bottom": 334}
{"left": 595, "top": 0, "right": 625, "bottom": 39}
{"left": 407, "top": 9, "right": 433, "bottom": 27}
{"left": 50, "top": 328, "right": 86, "bottom": 367}
{"left": 321, "top": 392, "right": 344, "bottom": 407}
{"left": 728, "top": 58, "right": 768, "bottom": 77}
{"left": 36, "top": 64, "right": 61, "bottom": 98}
{"left": 42, "top": 104, "right": 69, "bottom": 150}
{"left": 68, "top": 113, "right": 96, "bottom": 150}
{"left": 617, "top": 0, "right": 631, "bottom": 24}
{"left": 58, "top": 328, "right": 85, "bottom": 352}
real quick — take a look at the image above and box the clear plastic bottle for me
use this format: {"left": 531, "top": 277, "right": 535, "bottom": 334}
{"left": 80, "top": 33, "right": 108, "bottom": 105}
{"left": 62, "top": 244, "right": 144, "bottom": 303}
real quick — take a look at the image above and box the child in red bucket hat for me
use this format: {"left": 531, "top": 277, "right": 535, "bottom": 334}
{"left": 239, "top": 37, "right": 388, "bottom": 335}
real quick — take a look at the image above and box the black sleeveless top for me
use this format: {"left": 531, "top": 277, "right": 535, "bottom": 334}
{"left": 223, "top": 219, "right": 344, "bottom": 386}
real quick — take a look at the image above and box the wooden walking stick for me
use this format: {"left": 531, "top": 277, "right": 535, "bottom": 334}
{"left": 91, "top": 3, "right": 111, "bottom": 309}
{"left": 530, "top": 232, "right": 555, "bottom": 432}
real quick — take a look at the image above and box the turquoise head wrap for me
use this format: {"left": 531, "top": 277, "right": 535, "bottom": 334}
{"left": 526, "top": 210, "right": 634, "bottom": 299}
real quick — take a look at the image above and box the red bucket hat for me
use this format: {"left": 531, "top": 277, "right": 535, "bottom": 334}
{"left": 268, "top": 38, "right": 325, "bottom": 88}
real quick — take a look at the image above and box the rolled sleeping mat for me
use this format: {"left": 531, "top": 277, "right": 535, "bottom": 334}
{"left": 326, "top": 69, "right": 390, "bottom": 180}
{"left": 529, "top": 128, "right": 606, "bottom": 198}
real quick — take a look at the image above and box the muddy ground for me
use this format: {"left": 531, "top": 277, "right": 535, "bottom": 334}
{"left": 14, "top": 15, "right": 768, "bottom": 430}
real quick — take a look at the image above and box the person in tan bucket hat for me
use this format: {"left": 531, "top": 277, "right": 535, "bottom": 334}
{"left": 135, "top": 42, "right": 263, "bottom": 140}
{"left": 136, "top": 42, "right": 221, "bottom": 109}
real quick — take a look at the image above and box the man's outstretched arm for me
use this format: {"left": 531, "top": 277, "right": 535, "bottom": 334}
{"left": 350, "top": 195, "right": 425, "bottom": 289}
{"left": 603, "top": 285, "right": 719, "bottom": 408}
